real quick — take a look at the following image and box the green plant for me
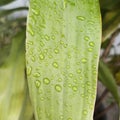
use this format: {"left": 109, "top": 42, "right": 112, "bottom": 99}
{"left": 0, "top": 0, "right": 120, "bottom": 120}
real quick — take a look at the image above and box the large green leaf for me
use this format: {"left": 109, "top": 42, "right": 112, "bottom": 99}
{"left": 0, "top": 30, "right": 33, "bottom": 120}
{"left": 98, "top": 60, "right": 120, "bottom": 105}
{"left": 26, "top": 1, "right": 101, "bottom": 120}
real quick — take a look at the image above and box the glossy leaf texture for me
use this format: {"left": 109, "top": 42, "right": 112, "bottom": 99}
{"left": 0, "top": 30, "right": 33, "bottom": 120}
{"left": 98, "top": 60, "right": 120, "bottom": 105}
{"left": 26, "top": 1, "right": 101, "bottom": 120}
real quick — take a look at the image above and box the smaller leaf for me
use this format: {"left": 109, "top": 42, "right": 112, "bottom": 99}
{"left": 98, "top": 60, "right": 120, "bottom": 105}
{"left": 0, "top": 0, "right": 14, "bottom": 6}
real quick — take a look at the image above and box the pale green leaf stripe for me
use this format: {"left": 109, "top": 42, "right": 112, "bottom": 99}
{"left": 26, "top": 1, "right": 101, "bottom": 120}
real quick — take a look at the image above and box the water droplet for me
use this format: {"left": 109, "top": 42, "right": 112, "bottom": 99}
{"left": 88, "top": 48, "right": 93, "bottom": 52}
{"left": 60, "top": 40, "right": 64, "bottom": 45}
{"left": 55, "top": 84, "right": 62, "bottom": 92}
{"left": 38, "top": 89, "right": 42, "bottom": 94}
{"left": 27, "top": 66, "right": 32, "bottom": 76}
{"left": 43, "top": 78, "right": 50, "bottom": 85}
{"left": 83, "top": 110, "right": 88, "bottom": 115}
{"left": 52, "top": 62, "right": 59, "bottom": 68}
{"left": 68, "top": 83, "right": 72, "bottom": 88}
{"left": 59, "top": 115, "right": 63, "bottom": 119}
{"left": 72, "top": 86, "right": 78, "bottom": 91}
{"left": 27, "top": 41, "right": 33, "bottom": 45}
{"left": 86, "top": 81, "right": 91, "bottom": 86}
{"left": 76, "top": 16, "right": 85, "bottom": 21}
{"left": 84, "top": 36, "right": 90, "bottom": 41}
{"left": 39, "top": 54, "right": 45, "bottom": 60}
{"left": 69, "top": 73, "right": 73, "bottom": 77}
{"left": 40, "top": 97, "right": 44, "bottom": 101}
{"left": 93, "top": 70, "right": 97, "bottom": 75}
{"left": 33, "top": 72, "right": 41, "bottom": 77}
{"left": 79, "top": 76, "right": 82, "bottom": 80}
{"left": 45, "top": 35, "right": 50, "bottom": 41}
{"left": 76, "top": 69, "right": 81, "bottom": 74}
{"left": 81, "top": 58, "right": 87, "bottom": 63}
{"left": 67, "top": 118, "right": 72, "bottom": 120}
{"left": 92, "top": 65, "right": 96, "bottom": 69}
{"left": 66, "top": 65, "right": 70, "bottom": 69}
{"left": 73, "top": 79, "right": 77, "bottom": 83}
{"left": 81, "top": 93, "right": 85, "bottom": 97}
{"left": 28, "top": 24, "right": 34, "bottom": 36}
{"left": 54, "top": 48, "right": 59, "bottom": 54}
{"left": 58, "top": 78, "right": 62, "bottom": 82}
{"left": 51, "top": 35, "right": 55, "bottom": 40}
{"left": 40, "top": 41, "right": 45, "bottom": 47}
{"left": 31, "top": 56, "right": 35, "bottom": 62}
{"left": 49, "top": 55, "right": 53, "bottom": 58}
{"left": 35, "top": 80, "right": 41, "bottom": 88}
{"left": 32, "top": 8, "right": 39, "bottom": 15}
{"left": 89, "top": 41, "right": 95, "bottom": 47}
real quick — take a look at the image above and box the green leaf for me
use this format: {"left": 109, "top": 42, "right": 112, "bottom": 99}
{"left": 0, "top": 0, "right": 14, "bottom": 6}
{"left": 102, "top": 10, "right": 120, "bottom": 41}
{"left": 100, "top": 0, "right": 120, "bottom": 10}
{"left": 0, "top": 30, "right": 33, "bottom": 120}
{"left": 26, "top": 1, "right": 101, "bottom": 120}
{"left": 98, "top": 60, "right": 120, "bottom": 105}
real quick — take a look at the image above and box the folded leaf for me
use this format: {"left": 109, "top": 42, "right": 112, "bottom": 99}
{"left": 26, "top": 1, "right": 101, "bottom": 120}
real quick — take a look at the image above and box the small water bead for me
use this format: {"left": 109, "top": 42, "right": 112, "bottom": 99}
{"left": 88, "top": 48, "right": 93, "bottom": 52}
{"left": 38, "top": 89, "right": 42, "bottom": 94}
{"left": 27, "top": 24, "right": 34, "bottom": 36}
{"left": 44, "top": 35, "right": 50, "bottom": 41}
{"left": 73, "top": 79, "right": 77, "bottom": 83}
{"left": 55, "top": 84, "right": 62, "bottom": 92}
{"left": 58, "top": 78, "right": 62, "bottom": 82}
{"left": 92, "top": 65, "right": 96, "bottom": 69}
{"left": 60, "top": 40, "right": 64, "bottom": 45}
{"left": 66, "top": 65, "right": 70, "bottom": 69}
{"left": 69, "top": 73, "right": 73, "bottom": 78}
{"left": 43, "top": 78, "right": 50, "bottom": 85}
{"left": 68, "top": 83, "right": 72, "bottom": 88}
{"left": 40, "top": 41, "right": 45, "bottom": 47}
{"left": 33, "top": 72, "right": 41, "bottom": 77}
{"left": 79, "top": 76, "right": 82, "bottom": 80}
{"left": 31, "top": 56, "right": 35, "bottom": 62}
{"left": 72, "top": 86, "right": 78, "bottom": 92}
{"left": 83, "top": 109, "right": 88, "bottom": 115}
{"left": 67, "top": 118, "right": 72, "bottom": 120}
{"left": 81, "top": 93, "right": 85, "bottom": 97}
{"left": 35, "top": 80, "right": 41, "bottom": 88}
{"left": 40, "top": 97, "right": 44, "bottom": 101}
{"left": 81, "top": 58, "right": 87, "bottom": 63}
{"left": 76, "top": 16, "right": 85, "bottom": 21}
{"left": 44, "top": 49, "right": 48, "bottom": 53}
{"left": 49, "top": 55, "right": 53, "bottom": 58}
{"left": 52, "top": 62, "right": 59, "bottom": 68}
{"left": 27, "top": 41, "right": 33, "bottom": 45}
{"left": 27, "top": 66, "right": 32, "bottom": 76}
{"left": 54, "top": 48, "right": 59, "bottom": 54}
{"left": 89, "top": 41, "right": 95, "bottom": 47}
{"left": 76, "top": 69, "right": 81, "bottom": 74}
{"left": 32, "top": 8, "right": 39, "bottom": 15}
{"left": 51, "top": 35, "right": 55, "bottom": 40}
{"left": 59, "top": 115, "right": 63, "bottom": 119}
{"left": 84, "top": 36, "right": 90, "bottom": 41}
{"left": 39, "top": 54, "right": 45, "bottom": 60}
